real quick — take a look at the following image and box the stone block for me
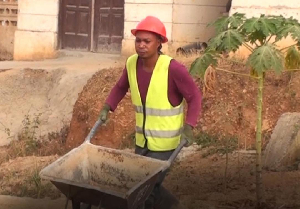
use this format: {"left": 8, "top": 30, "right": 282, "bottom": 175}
{"left": 124, "top": 3, "right": 173, "bottom": 22}
{"left": 14, "top": 30, "right": 57, "bottom": 60}
{"left": 125, "top": 0, "right": 172, "bottom": 4}
{"left": 17, "top": 13, "right": 58, "bottom": 32}
{"left": 173, "top": 4, "right": 226, "bottom": 24}
{"left": 174, "top": 0, "right": 229, "bottom": 6}
{"left": 231, "top": 0, "right": 300, "bottom": 8}
{"left": 230, "top": 7, "right": 300, "bottom": 22}
{"left": 18, "top": 0, "right": 59, "bottom": 16}
{"left": 0, "top": 26, "right": 16, "bottom": 60}
{"left": 172, "top": 23, "right": 215, "bottom": 42}
{"left": 121, "top": 39, "right": 136, "bottom": 56}
{"left": 264, "top": 112, "right": 300, "bottom": 171}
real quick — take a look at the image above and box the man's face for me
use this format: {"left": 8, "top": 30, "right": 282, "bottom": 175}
{"left": 135, "top": 31, "right": 161, "bottom": 59}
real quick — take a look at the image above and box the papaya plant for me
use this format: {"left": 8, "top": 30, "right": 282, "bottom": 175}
{"left": 190, "top": 13, "right": 300, "bottom": 207}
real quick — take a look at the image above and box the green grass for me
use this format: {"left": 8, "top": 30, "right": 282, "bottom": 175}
{"left": 195, "top": 132, "right": 238, "bottom": 157}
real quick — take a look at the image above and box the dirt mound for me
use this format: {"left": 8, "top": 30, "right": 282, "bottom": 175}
{"left": 66, "top": 68, "right": 136, "bottom": 149}
{"left": 0, "top": 67, "right": 100, "bottom": 146}
{"left": 67, "top": 58, "right": 300, "bottom": 151}
{"left": 0, "top": 155, "right": 61, "bottom": 199}
{"left": 164, "top": 151, "right": 300, "bottom": 209}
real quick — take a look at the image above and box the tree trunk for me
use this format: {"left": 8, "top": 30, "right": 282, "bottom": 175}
{"left": 256, "top": 72, "right": 264, "bottom": 207}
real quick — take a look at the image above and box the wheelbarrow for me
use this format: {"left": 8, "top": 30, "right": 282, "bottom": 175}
{"left": 40, "top": 119, "right": 187, "bottom": 209}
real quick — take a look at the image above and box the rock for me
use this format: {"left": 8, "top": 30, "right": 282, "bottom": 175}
{"left": 263, "top": 112, "right": 300, "bottom": 171}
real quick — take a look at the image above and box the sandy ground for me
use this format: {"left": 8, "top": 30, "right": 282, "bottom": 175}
{"left": 0, "top": 50, "right": 126, "bottom": 146}
{"left": 0, "top": 195, "right": 71, "bottom": 209}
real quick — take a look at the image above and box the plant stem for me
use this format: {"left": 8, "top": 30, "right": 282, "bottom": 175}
{"left": 284, "top": 69, "right": 300, "bottom": 72}
{"left": 243, "top": 43, "right": 254, "bottom": 52}
{"left": 216, "top": 67, "right": 258, "bottom": 79}
{"left": 280, "top": 43, "right": 298, "bottom": 52}
{"left": 256, "top": 71, "right": 264, "bottom": 207}
{"left": 224, "top": 139, "right": 229, "bottom": 192}
{"left": 266, "top": 35, "right": 274, "bottom": 44}
{"left": 238, "top": 135, "right": 241, "bottom": 182}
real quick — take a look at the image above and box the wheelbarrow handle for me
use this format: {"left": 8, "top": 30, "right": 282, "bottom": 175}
{"left": 84, "top": 119, "right": 104, "bottom": 143}
{"left": 162, "top": 138, "right": 187, "bottom": 172}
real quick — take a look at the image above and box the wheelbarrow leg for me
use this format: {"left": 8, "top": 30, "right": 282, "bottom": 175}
{"left": 65, "top": 197, "right": 69, "bottom": 209}
{"left": 81, "top": 203, "right": 92, "bottom": 209}
{"left": 97, "top": 199, "right": 102, "bottom": 209}
{"left": 71, "top": 200, "right": 92, "bottom": 209}
{"left": 72, "top": 200, "right": 81, "bottom": 209}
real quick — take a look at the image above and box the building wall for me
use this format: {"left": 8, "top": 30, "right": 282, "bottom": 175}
{"left": 230, "top": 0, "right": 300, "bottom": 58}
{"left": 171, "top": 0, "right": 228, "bottom": 53}
{"left": 230, "top": 0, "right": 300, "bottom": 20}
{"left": 0, "top": 26, "right": 16, "bottom": 60}
{"left": 121, "top": 0, "right": 229, "bottom": 55}
{"left": 14, "top": 0, "right": 59, "bottom": 60}
{"left": 122, "top": 0, "right": 173, "bottom": 55}
{"left": 0, "top": 0, "right": 18, "bottom": 60}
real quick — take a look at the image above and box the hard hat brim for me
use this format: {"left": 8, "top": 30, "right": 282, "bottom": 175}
{"left": 131, "top": 29, "right": 168, "bottom": 43}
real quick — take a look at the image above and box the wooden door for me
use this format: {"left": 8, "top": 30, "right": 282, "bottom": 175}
{"left": 94, "top": 0, "right": 124, "bottom": 53}
{"left": 61, "top": 0, "right": 92, "bottom": 51}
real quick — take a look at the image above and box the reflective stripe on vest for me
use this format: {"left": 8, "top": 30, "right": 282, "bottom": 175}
{"left": 127, "top": 54, "right": 184, "bottom": 151}
{"left": 134, "top": 105, "right": 183, "bottom": 116}
{"left": 135, "top": 126, "right": 183, "bottom": 138}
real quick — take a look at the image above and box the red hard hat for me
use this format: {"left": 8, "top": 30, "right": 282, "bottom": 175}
{"left": 131, "top": 16, "right": 168, "bottom": 43}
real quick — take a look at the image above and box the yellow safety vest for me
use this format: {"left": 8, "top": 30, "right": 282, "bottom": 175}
{"left": 127, "top": 54, "right": 184, "bottom": 151}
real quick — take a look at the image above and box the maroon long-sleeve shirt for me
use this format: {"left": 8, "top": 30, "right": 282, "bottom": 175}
{"left": 106, "top": 58, "right": 202, "bottom": 127}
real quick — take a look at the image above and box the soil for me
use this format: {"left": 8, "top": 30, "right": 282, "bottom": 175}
{"left": 1, "top": 150, "right": 299, "bottom": 208}
{"left": 0, "top": 52, "right": 124, "bottom": 146}
{"left": 66, "top": 57, "right": 300, "bottom": 151}
{"left": 1, "top": 56, "right": 300, "bottom": 208}
{"left": 0, "top": 155, "right": 61, "bottom": 199}
{"left": 165, "top": 151, "right": 300, "bottom": 209}
{"left": 65, "top": 67, "right": 136, "bottom": 150}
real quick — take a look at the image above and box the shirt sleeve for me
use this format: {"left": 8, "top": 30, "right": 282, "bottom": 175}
{"left": 105, "top": 67, "right": 129, "bottom": 111}
{"left": 169, "top": 60, "right": 202, "bottom": 127}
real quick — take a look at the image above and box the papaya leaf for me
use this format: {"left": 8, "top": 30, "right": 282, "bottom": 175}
{"left": 297, "top": 41, "right": 300, "bottom": 50}
{"left": 209, "top": 29, "right": 244, "bottom": 52}
{"left": 276, "top": 17, "right": 300, "bottom": 42}
{"left": 285, "top": 46, "right": 300, "bottom": 69}
{"left": 247, "top": 44, "right": 284, "bottom": 74}
{"left": 209, "top": 13, "right": 245, "bottom": 33}
{"left": 242, "top": 15, "right": 277, "bottom": 45}
{"left": 189, "top": 49, "right": 219, "bottom": 78}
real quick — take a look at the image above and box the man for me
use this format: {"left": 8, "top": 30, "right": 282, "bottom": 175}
{"left": 99, "top": 16, "right": 201, "bottom": 209}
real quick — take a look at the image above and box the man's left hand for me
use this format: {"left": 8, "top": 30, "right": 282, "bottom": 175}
{"left": 181, "top": 124, "right": 194, "bottom": 147}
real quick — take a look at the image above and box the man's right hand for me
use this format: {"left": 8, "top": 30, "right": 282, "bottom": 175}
{"left": 99, "top": 104, "right": 111, "bottom": 122}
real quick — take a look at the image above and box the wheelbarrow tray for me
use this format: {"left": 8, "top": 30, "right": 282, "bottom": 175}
{"left": 40, "top": 143, "right": 168, "bottom": 209}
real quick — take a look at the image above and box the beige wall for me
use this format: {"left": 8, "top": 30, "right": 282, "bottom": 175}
{"left": 0, "top": 0, "right": 18, "bottom": 60}
{"left": 231, "top": 0, "right": 300, "bottom": 20}
{"left": 14, "top": 0, "right": 59, "bottom": 61}
{"left": 171, "top": 0, "right": 228, "bottom": 52}
{"left": 122, "top": 0, "right": 229, "bottom": 55}
{"left": 122, "top": 0, "right": 173, "bottom": 55}
{"left": 230, "top": 0, "right": 300, "bottom": 58}
{"left": 0, "top": 26, "right": 16, "bottom": 60}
